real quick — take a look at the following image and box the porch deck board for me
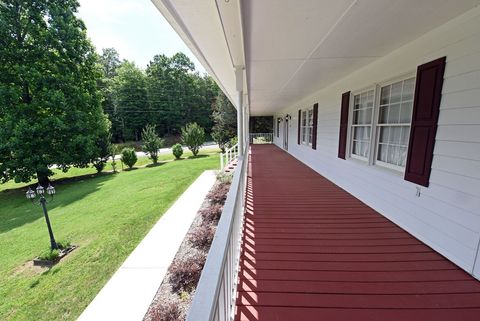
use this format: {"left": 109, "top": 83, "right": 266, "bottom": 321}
{"left": 234, "top": 145, "right": 480, "bottom": 321}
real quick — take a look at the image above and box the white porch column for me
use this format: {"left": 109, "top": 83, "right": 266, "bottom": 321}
{"left": 236, "top": 67, "right": 245, "bottom": 156}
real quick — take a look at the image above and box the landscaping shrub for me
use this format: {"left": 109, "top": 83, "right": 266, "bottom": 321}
{"left": 212, "top": 129, "right": 229, "bottom": 153}
{"left": 216, "top": 172, "right": 233, "bottom": 184}
{"left": 172, "top": 143, "right": 183, "bottom": 159}
{"left": 188, "top": 225, "right": 215, "bottom": 250}
{"left": 181, "top": 122, "right": 205, "bottom": 156}
{"left": 120, "top": 147, "right": 137, "bottom": 169}
{"left": 226, "top": 136, "right": 238, "bottom": 148}
{"left": 149, "top": 296, "right": 183, "bottom": 321}
{"left": 142, "top": 124, "right": 164, "bottom": 164}
{"left": 200, "top": 203, "right": 223, "bottom": 224}
{"left": 168, "top": 252, "right": 206, "bottom": 293}
{"left": 207, "top": 183, "right": 230, "bottom": 204}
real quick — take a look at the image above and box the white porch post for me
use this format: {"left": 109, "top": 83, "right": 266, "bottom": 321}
{"left": 236, "top": 67, "right": 245, "bottom": 156}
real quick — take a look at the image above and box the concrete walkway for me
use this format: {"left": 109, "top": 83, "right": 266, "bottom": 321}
{"left": 78, "top": 170, "right": 217, "bottom": 321}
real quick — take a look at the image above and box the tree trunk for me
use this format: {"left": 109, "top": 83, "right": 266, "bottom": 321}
{"left": 37, "top": 168, "right": 50, "bottom": 186}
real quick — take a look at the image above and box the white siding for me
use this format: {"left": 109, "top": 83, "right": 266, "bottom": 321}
{"left": 272, "top": 7, "right": 480, "bottom": 279}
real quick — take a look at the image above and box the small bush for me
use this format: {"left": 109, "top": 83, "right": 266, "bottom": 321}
{"left": 38, "top": 249, "right": 59, "bottom": 261}
{"left": 120, "top": 147, "right": 137, "bottom": 169}
{"left": 181, "top": 122, "right": 205, "bottom": 156}
{"left": 207, "top": 183, "right": 230, "bottom": 204}
{"left": 216, "top": 172, "right": 233, "bottom": 184}
{"left": 200, "top": 203, "right": 223, "bottom": 224}
{"left": 92, "top": 161, "right": 106, "bottom": 173}
{"left": 149, "top": 296, "right": 183, "bottom": 321}
{"left": 56, "top": 240, "right": 71, "bottom": 249}
{"left": 142, "top": 124, "right": 164, "bottom": 164}
{"left": 227, "top": 136, "right": 238, "bottom": 148}
{"left": 172, "top": 143, "right": 183, "bottom": 159}
{"left": 168, "top": 252, "right": 206, "bottom": 293}
{"left": 188, "top": 225, "right": 216, "bottom": 250}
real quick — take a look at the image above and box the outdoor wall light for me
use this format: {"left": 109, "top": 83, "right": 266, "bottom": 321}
{"left": 26, "top": 184, "right": 58, "bottom": 249}
{"left": 285, "top": 114, "right": 292, "bottom": 121}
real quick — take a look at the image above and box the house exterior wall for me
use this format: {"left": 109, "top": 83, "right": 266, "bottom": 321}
{"left": 272, "top": 7, "right": 480, "bottom": 278}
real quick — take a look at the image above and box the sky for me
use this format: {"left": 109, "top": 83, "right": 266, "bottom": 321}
{"left": 77, "top": 0, "right": 205, "bottom": 73}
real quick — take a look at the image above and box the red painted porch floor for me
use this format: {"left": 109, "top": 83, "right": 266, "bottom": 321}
{"left": 235, "top": 144, "right": 480, "bottom": 321}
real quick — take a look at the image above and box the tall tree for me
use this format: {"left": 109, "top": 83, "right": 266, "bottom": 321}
{"left": 0, "top": 0, "right": 110, "bottom": 184}
{"left": 146, "top": 53, "right": 218, "bottom": 137}
{"left": 98, "top": 48, "right": 123, "bottom": 142}
{"left": 112, "top": 61, "right": 149, "bottom": 141}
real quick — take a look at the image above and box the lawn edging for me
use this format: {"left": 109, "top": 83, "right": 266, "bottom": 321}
{"left": 77, "top": 170, "right": 216, "bottom": 321}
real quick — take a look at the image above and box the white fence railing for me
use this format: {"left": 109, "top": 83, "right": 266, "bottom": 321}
{"left": 186, "top": 149, "right": 248, "bottom": 321}
{"left": 219, "top": 143, "right": 239, "bottom": 171}
{"left": 249, "top": 132, "right": 273, "bottom": 144}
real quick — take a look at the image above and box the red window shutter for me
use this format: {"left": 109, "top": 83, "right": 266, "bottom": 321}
{"left": 338, "top": 92, "right": 350, "bottom": 159}
{"left": 312, "top": 103, "right": 318, "bottom": 150}
{"left": 297, "top": 110, "right": 301, "bottom": 145}
{"left": 404, "top": 57, "right": 446, "bottom": 187}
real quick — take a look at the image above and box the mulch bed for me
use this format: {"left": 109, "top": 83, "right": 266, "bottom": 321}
{"left": 143, "top": 174, "right": 232, "bottom": 321}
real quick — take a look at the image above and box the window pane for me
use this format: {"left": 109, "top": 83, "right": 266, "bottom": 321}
{"left": 378, "top": 144, "right": 388, "bottom": 162}
{"left": 391, "top": 127, "right": 401, "bottom": 144}
{"left": 390, "top": 82, "right": 402, "bottom": 103}
{"left": 400, "top": 102, "right": 413, "bottom": 123}
{"left": 387, "top": 103, "right": 401, "bottom": 124}
{"left": 378, "top": 106, "right": 388, "bottom": 124}
{"left": 354, "top": 95, "right": 360, "bottom": 110}
{"left": 380, "top": 86, "right": 390, "bottom": 105}
{"left": 402, "top": 78, "right": 415, "bottom": 101}
{"left": 379, "top": 127, "right": 389, "bottom": 143}
{"left": 401, "top": 126, "right": 410, "bottom": 145}
{"left": 400, "top": 147, "right": 408, "bottom": 167}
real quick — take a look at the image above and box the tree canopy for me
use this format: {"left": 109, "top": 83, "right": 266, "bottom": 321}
{"left": 0, "top": 0, "right": 110, "bottom": 183}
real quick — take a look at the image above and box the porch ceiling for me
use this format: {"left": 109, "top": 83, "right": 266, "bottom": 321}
{"left": 244, "top": 0, "right": 479, "bottom": 116}
{"left": 152, "top": 0, "right": 479, "bottom": 115}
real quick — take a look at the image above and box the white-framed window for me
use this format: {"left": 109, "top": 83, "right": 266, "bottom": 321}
{"left": 351, "top": 89, "right": 374, "bottom": 159}
{"left": 376, "top": 77, "right": 415, "bottom": 170}
{"left": 301, "top": 109, "right": 313, "bottom": 145}
{"left": 349, "top": 76, "right": 415, "bottom": 172}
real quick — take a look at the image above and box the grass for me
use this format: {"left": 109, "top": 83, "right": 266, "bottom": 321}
{"left": 0, "top": 151, "right": 219, "bottom": 321}
{"left": 0, "top": 146, "right": 220, "bottom": 192}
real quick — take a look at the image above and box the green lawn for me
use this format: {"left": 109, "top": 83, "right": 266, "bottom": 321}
{"left": 0, "top": 152, "right": 219, "bottom": 320}
{"left": 0, "top": 146, "right": 220, "bottom": 192}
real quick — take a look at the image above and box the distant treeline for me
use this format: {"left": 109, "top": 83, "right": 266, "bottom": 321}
{"left": 99, "top": 49, "right": 221, "bottom": 142}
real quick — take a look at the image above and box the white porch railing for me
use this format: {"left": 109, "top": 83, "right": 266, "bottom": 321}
{"left": 249, "top": 132, "right": 273, "bottom": 144}
{"left": 186, "top": 149, "right": 248, "bottom": 321}
{"left": 219, "top": 143, "right": 239, "bottom": 172}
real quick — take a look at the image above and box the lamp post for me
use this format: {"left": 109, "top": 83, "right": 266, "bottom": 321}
{"left": 26, "top": 184, "right": 58, "bottom": 250}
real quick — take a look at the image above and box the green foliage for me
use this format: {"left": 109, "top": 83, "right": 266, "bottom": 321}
{"left": 98, "top": 48, "right": 123, "bottom": 143}
{"left": 172, "top": 143, "right": 184, "bottom": 159}
{"left": 0, "top": 0, "right": 110, "bottom": 184}
{"left": 250, "top": 116, "right": 274, "bottom": 133}
{"left": 92, "top": 132, "right": 113, "bottom": 173}
{"left": 212, "top": 91, "right": 237, "bottom": 152}
{"left": 141, "top": 125, "right": 164, "bottom": 164}
{"left": 181, "top": 123, "right": 205, "bottom": 156}
{"left": 227, "top": 136, "right": 238, "bottom": 148}
{"left": 212, "top": 130, "right": 230, "bottom": 153}
{"left": 112, "top": 61, "right": 149, "bottom": 141}
{"left": 38, "top": 249, "right": 59, "bottom": 261}
{"left": 120, "top": 148, "right": 138, "bottom": 169}
{"left": 146, "top": 53, "right": 219, "bottom": 136}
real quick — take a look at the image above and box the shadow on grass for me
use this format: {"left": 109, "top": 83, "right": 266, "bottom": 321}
{"left": 187, "top": 154, "right": 208, "bottom": 159}
{"left": 0, "top": 173, "right": 115, "bottom": 234}
{"left": 145, "top": 162, "right": 167, "bottom": 168}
